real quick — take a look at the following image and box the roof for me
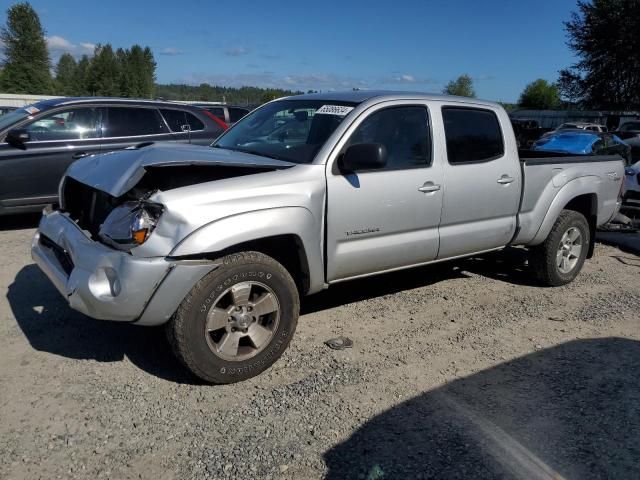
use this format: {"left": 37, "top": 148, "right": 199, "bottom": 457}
{"left": 284, "top": 90, "right": 500, "bottom": 107}
{"left": 26, "top": 96, "right": 202, "bottom": 110}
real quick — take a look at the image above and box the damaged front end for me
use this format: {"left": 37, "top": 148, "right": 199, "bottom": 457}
{"left": 59, "top": 143, "right": 295, "bottom": 249}
{"left": 31, "top": 143, "right": 297, "bottom": 325}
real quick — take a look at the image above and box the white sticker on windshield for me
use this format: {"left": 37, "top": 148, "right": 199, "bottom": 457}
{"left": 24, "top": 106, "right": 40, "bottom": 115}
{"left": 316, "top": 105, "right": 354, "bottom": 116}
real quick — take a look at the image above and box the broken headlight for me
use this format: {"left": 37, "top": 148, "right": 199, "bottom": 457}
{"left": 98, "top": 201, "right": 163, "bottom": 250}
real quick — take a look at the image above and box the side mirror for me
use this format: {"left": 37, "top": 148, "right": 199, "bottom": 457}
{"left": 6, "top": 129, "right": 30, "bottom": 148}
{"left": 340, "top": 143, "right": 387, "bottom": 171}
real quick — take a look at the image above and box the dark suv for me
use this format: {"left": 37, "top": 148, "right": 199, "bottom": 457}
{"left": 0, "top": 98, "right": 227, "bottom": 215}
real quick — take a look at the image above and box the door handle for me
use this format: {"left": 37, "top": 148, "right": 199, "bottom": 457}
{"left": 497, "top": 175, "right": 515, "bottom": 185}
{"left": 72, "top": 152, "right": 90, "bottom": 159}
{"left": 418, "top": 182, "right": 441, "bottom": 193}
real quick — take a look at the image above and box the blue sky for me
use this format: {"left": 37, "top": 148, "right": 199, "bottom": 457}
{"left": 3, "top": 0, "right": 579, "bottom": 102}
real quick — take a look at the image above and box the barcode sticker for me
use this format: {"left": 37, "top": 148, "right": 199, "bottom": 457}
{"left": 24, "top": 106, "right": 40, "bottom": 115}
{"left": 316, "top": 105, "right": 354, "bottom": 116}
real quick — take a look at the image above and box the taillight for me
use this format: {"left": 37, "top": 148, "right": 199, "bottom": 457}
{"left": 202, "top": 110, "right": 228, "bottom": 130}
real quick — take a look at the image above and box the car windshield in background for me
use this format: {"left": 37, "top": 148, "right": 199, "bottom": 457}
{"left": 213, "top": 99, "right": 357, "bottom": 163}
{"left": 0, "top": 107, "right": 31, "bottom": 132}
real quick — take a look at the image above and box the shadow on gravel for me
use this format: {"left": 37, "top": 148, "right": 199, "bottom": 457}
{"left": 303, "top": 248, "right": 538, "bottom": 316}
{"left": 7, "top": 264, "right": 202, "bottom": 384}
{"left": 597, "top": 232, "right": 640, "bottom": 256}
{"left": 302, "top": 264, "right": 469, "bottom": 315}
{"left": 325, "top": 338, "right": 640, "bottom": 480}
{"left": 0, "top": 213, "right": 41, "bottom": 231}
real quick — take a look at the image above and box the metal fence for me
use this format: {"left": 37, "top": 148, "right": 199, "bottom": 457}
{"left": 0, "top": 93, "right": 226, "bottom": 108}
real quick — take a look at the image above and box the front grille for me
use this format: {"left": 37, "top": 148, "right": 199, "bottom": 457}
{"left": 40, "top": 234, "right": 74, "bottom": 275}
{"left": 62, "top": 177, "right": 118, "bottom": 237}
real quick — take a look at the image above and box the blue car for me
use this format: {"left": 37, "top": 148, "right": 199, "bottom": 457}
{"left": 532, "top": 130, "right": 632, "bottom": 164}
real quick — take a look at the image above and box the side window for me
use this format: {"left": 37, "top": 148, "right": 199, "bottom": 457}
{"left": 442, "top": 107, "right": 504, "bottom": 164}
{"left": 160, "top": 109, "right": 187, "bottom": 132}
{"left": 184, "top": 112, "right": 205, "bottom": 131}
{"left": 228, "top": 108, "right": 248, "bottom": 123}
{"left": 25, "top": 108, "right": 100, "bottom": 141}
{"left": 207, "top": 107, "right": 226, "bottom": 121}
{"left": 104, "top": 107, "right": 168, "bottom": 137}
{"left": 347, "top": 106, "right": 431, "bottom": 170}
{"left": 160, "top": 109, "right": 206, "bottom": 132}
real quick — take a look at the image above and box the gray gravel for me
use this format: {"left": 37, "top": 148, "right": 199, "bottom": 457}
{"left": 1, "top": 218, "right": 639, "bottom": 479}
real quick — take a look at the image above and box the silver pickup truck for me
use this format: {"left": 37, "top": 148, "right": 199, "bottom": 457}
{"left": 32, "top": 91, "right": 624, "bottom": 383}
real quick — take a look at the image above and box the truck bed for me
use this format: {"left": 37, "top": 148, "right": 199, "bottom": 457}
{"left": 513, "top": 151, "right": 624, "bottom": 245}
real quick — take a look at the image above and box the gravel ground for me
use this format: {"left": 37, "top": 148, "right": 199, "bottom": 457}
{"left": 1, "top": 215, "right": 639, "bottom": 480}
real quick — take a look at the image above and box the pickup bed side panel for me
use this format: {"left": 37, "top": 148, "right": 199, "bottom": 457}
{"left": 514, "top": 158, "right": 623, "bottom": 245}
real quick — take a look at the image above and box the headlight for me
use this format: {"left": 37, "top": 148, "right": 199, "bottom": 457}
{"left": 98, "top": 201, "right": 163, "bottom": 250}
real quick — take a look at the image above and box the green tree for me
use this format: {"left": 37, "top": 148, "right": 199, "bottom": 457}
{"left": 142, "top": 47, "right": 156, "bottom": 98}
{"left": 559, "top": 0, "right": 640, "bottom": 109}
{"left": 443, "top": 74, "right": 476, "bottom": 98}
{"left": 87, "top": 44, "right": 120, "bottom": 96}
{"left": 0, "top": 2, "right": 51, "bottom": 93}
{"left": 518, "top": 79, "right": 561, "bottom": 109}
{"left": 74, "top": 54, "right": 91, "bottom": 95}
{"left": 54, "top": 53, "right": 77, "bottom": 95}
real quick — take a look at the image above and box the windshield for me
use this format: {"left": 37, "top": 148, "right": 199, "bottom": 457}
{"left": 213, "top": 99, "right": 357, "bottom": 163}
{"left": 0, "top": 107, "right": 31, "bottom": 132}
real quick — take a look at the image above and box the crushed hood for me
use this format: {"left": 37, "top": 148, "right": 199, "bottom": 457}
{"left": 65, "top": 143, "right": 295, "bottom": 197}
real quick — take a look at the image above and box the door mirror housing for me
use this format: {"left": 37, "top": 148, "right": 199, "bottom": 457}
{"left": 340, "top": 143, "right": 387, "bottom": 171}
{"left": 5, "top": 129, "right": 30, "bottom": 148}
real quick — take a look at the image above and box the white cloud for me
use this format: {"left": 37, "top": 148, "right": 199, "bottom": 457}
{"left": 160, "top": 47, "right": 183, "bottom": 56}
{"left": 380, "top": 73, "right": 439, "bottom": 86}
{"left": 181, "top": 72, "right": 369, "bottom": 92}
{"left": 46, "top": 35, "right": 95, "bottom": 58}
{"left": 225, "top": 46, "right": 250, "bottom": 57}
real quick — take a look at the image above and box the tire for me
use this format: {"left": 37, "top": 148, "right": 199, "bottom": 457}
{"left": 530, "top": 209, "right": 590, "bottom": 286}
{"left": 166, "top": 251, "right": 299, "bottom": 384}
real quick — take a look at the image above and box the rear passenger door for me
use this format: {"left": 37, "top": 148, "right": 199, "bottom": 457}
{"left": 100, "top": 106, "right": 175, "bottom": 153}
{"left": 437, "top": 105, "right": 521, "bottom": 259}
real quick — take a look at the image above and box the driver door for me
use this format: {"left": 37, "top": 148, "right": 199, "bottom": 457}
{"left": 325, "top": 103, "right": 444, "bottom": 281}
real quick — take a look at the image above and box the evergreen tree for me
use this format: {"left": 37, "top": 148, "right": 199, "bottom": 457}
{"left": 74, "top": 54, "right": 91, "bottom": 95}
{"left": 142, "top": 46, "right": 156, "bottom": 98}
{"left": 559, "top": 0, "right": 640, "bottom": 109}
{"left": 0, "top": 2, "right": 51, "bottom": 93}
{"left": 87, "top": 44, "right": 120, "bottom": 96}
{"left": 55, "top": 53, "right": 77, "bottom": 95}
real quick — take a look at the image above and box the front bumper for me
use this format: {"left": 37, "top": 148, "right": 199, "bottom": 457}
{"left": 31, "top": 209, "right": 217, "bottom": 325}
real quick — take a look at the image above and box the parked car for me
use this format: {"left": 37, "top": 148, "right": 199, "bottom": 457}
{"left": 541, "top": 122, "right": 608, "bottom": 139}
{"left": 532, "top": 130, "right": 632, "bottom": 165}
{"left": 0, "top": 106, "right": 17, "bottom": 116}
{"left": 0, "top": 97, "right": 227, "bottom": 215}
{"left": 32, "top": 91, "right": 624, "bottom": 384}
{"left": 510, "top": 118, "right": 550, "bottom": 148}
{"left": 193, "top": 104, "right": 251, "bottom": 126}
{"left": 623, "top": 160, "right": 640, "bottom": 211}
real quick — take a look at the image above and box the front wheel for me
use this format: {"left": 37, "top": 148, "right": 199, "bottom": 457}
{"left": 166, "top": 251, "right": 299, "bottom": 384}
{"left": 530, "top": 209, "right": 590, "bottom": 286}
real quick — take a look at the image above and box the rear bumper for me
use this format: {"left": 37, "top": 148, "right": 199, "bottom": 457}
{"left": 31, "top": 210, "right": 217, "bottom": 325}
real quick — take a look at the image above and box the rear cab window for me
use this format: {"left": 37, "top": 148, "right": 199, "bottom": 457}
{"left": 442, "top": 107, "right": 504, "bottom": 164}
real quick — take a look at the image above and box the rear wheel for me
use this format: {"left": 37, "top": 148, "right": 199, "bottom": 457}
{"left": 166, "top": 251, "right": 299, "bottom": 384}
{"left": 530, "top": 209, "right": 590, "bottom": 286}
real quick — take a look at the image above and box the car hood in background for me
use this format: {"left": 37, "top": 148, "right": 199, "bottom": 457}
{"left": 65, "top": 142, "right": 295, "bottom": 197}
